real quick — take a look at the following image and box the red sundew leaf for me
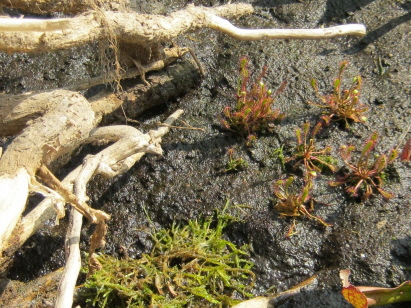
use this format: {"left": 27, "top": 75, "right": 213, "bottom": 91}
{"left": 275, "top": 80, "right": 288, "bottom": 96}
{"left": 400, "top": 138, "right": 411, "bottom": 161}
{"left": 311, "top": 78, "right": 318, "bottom": 91}
{"left": 301, "top": 187, "right": 310, "bottom": 202}
{"left": 339, "top": 60, "right": 348, "bottom": 75}
{"left": 296, "top": 128, "right": 302, "bottom": 144}
{"left": 311, "top": 122, "right": 322, "bottom": 137}
{"left": 333, "top": 78, "right": 341, "bottom": 91}
{"left": 388, "top": 149, "right": 398, "bottom": 163}
{"left": 342, "top": 285, "right": 369, "bottom": 308}
{"left": 361, "top": 139, "right": 376, "bottom": 157}
{"left": 285, "top": 176, "right": 294, "bottom": 189}
{"left": 302, "top": 122, "right": 310, "bottom": 136}
{"left": 376, "top": 188, "right": 394, "bottom": 200}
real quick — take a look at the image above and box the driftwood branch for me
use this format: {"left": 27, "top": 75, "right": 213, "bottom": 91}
{"left": 54, "top": 109, "right": 183, "bottom": 307}
{"left": 0, "top": 4, "right": 253, "bottom": 53}
{"left": 0, "top": 3, "right": 366, "bottom": 54}
{"left": 54, "top": 208, "right": 83, "bottom": 308}
{"left": 208, "top": 15, "right": 366, "bottom": 39}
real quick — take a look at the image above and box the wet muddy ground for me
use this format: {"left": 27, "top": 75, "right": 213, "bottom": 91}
{"left": 1, "top": 0, "right": 411, "bottom": 307}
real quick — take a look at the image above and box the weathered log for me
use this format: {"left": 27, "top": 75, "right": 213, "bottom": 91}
{"left": 0, "top": 90, "right": 95, "bottom": 176}
{"left": 0, "top": 90, "right": 95, "bottom": 261}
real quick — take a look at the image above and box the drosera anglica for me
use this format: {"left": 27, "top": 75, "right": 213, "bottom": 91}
{"left": 309, "top": 61, "right": 368, "bottom": 128}
{"left": 273, "top": 177, "right": 332, "bottom": 238}
{"left": 285, "top": 122, "right": 337, "bottom": 182}
{"left": 221, "top": 57, "right": 286, "bottom": 140}
{"left": 223, "top": 147, "right": 248, "bottom": 173}
{"left": 330, "top": 132, "right": 397, "bottom": 200}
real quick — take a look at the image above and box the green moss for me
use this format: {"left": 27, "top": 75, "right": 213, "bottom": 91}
{"left": 82, "top": 205, "right": 255, "bottom": 308}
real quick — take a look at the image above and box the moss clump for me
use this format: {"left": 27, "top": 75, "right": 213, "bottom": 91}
{"left": 82, "top": 209, "right": 255, "bottom": 307}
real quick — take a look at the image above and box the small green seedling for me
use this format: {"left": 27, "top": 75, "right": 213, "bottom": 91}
{"left": 309, "top": 61, "right": 368, "bottom": 128}
{"left": 271, "top": 144, "right": 286, "bottom": 171}
{"left": 285, "top": 122, "right": 337, "bottom": 181}
{"left": 273, "top": 177, "right": 332, "bottom": 238}
{"left": 223, "top": 148, "right": 248, "bottom": 173}
{"left": 221, "top": 57, "right": 285, "bottom": 139}
{"left": 330, "top": 132, "right": 397, "bottom": 200}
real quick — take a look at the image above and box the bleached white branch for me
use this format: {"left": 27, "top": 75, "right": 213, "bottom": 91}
{"left": 208, "top": 15, "right": 366, "bottom": 40}
{"left": 55, "top": 209, "right": 83, "bottom": 308}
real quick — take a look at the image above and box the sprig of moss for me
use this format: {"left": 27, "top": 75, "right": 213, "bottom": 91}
{"left": 82, "top": 206, "right": 255, "bottom": 308}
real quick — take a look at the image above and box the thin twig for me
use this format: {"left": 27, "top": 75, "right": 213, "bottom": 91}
{"left": 157, "top": 119, "right": 205, "bottom": 132}
{"left": 188, "top": 48, "right": 205, "bottom": 76}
